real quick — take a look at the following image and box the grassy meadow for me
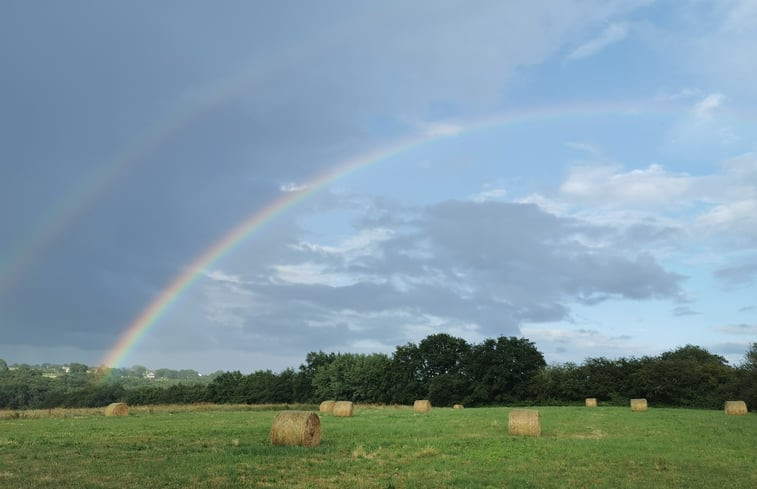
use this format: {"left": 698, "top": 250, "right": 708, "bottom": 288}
{"left": 0, "top": 404, "right": 755, "bottom": 488}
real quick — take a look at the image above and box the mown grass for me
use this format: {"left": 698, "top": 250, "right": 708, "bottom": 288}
{"left": 0, "top": 404, "right": 754, "bottom": 488}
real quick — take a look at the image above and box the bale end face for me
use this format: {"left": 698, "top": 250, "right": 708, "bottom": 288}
{"left": 630, "top": 398, "right": 648, "bottom": 411}
{"left": 724, "top": 400, "right": 748, "bottom": 415}
{"left": 332, "top": 401, "right": 354, "bottom": 417}
{"left": 413, "top": 400, "right": 432, "bottom": 413}
{"left": 508, "top": 409, "right": 541, "bottom": 437}
{"left": 104, "top": 402, "right": 128, "bottom": 417}
{"left": 585, "top": 398, "right": 598, "bottom": 408}
{"left": 319, "top": 400, "right": 336, "bottom": 413}
{"left": 270, "top": 411, "right": 321, "bottom": 447}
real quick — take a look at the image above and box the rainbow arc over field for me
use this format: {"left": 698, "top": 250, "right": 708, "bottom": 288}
{"left": 98, "top": 101, "right": 685, "bottom": 371}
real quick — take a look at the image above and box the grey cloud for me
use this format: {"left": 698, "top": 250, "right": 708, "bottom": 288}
{"left": 672, "top": 306, "right": 699, "bottom": 317}
{"left": 710, "top": 342, "right": 753, "bottom": 357}
{"left": 192, "top": 199, "right": 686, "bottom": 356}
{"left": 715, "top": 261, "right": 757, "bottom": 286}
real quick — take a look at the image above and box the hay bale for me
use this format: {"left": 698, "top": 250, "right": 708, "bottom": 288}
{"left": 453, "top": 404, "right": 464, "bottom": 409}
{"left": 724, "top": 400, "right": 748, "bottom": 415}
{"left": 332, "top": 401, "right": 354, "bottom": 417}
{"left": 630, "top": 398, "right": 648, "bottom": 411}
{"left": 104, "top": 402, "right": 128, "bottom": 417}
{"left": 585, "top": 398, "right": 598, "bottom": 408}
{"left": 508, "top": 409, "right": 541, "bottom": 437}
{"left": 319, "top": 400, "right": 336, "bottom": 413}
{"left": 413, "top": 400, "right": 432, "bottom": 413}
{"left": 269, "top": 411, "right": 321, "bottom": 447}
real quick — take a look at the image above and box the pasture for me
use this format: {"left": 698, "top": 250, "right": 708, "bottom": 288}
{"left": 0, "top": 404, "right": 754, "bottom": 488}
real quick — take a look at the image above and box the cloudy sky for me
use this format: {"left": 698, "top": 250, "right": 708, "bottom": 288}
{"left": 2, "top": 1, "right": 756, "bottom": 373}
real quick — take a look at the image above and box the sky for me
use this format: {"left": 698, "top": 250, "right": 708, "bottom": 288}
{"left": 1, "top": 0, "right": 756, "bottom": 374}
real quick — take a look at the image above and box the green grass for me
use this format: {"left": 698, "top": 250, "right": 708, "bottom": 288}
{"left": 0, "top": 404, "right": 755, "bottom": 488}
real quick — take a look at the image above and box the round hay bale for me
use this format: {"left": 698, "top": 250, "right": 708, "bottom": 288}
{"left": 453, "top": 404, "right": 464, "bottom": 409}
{"left": 508, "top": 409, "right": 541, "bottom": 437}
{"left": 724, "top": 400, "right": 748, "bottom": 415}
{"left": 585, "top": 398, "right": 598, "bottom": 408}
{"left": 104, "top": 402, "right": 128, "bottom": 417}
{"left": 319, "top": 400, "right": 336, "bottom": 413}
{"left": 269, "top": 411, "right": 321, "bottom": 447}
{"left": 630, "top": 398, "right": 648, "bottom": 411}
{"left": 413, "top": 400, "right": 432, "bottom": 413}
{"left": 332, "top": 401, "right": 354, "bottom": 417}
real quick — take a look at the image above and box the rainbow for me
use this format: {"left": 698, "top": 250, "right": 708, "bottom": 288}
{"left": 0, "top": 74, "right": 260, "bottom": 297}
{"left": 99, "top": 99, "right": 708, "bottom": 370}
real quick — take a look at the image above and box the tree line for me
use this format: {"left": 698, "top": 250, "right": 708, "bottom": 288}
{"left": 1, "top": 336, "right": 755, "bottom": 411}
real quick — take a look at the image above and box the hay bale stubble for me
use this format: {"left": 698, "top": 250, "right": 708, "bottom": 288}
{"left": 319, "top": 400, "right": 336, "bottom": 413}
{"left": 724, "top": 400, "right": 748, "bottom": 415}
{"left": 413, "top": 400, "right": 432, "bottom": 413}
{"left": 332, "top": 401, "right": 354, "bottom": 417}
{"left": 585, "top": 398, "right": 598, "bottom": 408}
{"left": 104, "top": 402, "right": 128, "bottom": 417}
{"left": 508, "top": 409, "right": 541, "bottom": 437}
{"left": 630, "top": 398, "right": 648, "bottom": 411}
{"left": 269, "top": 411, "right": 321, "bottom": 447}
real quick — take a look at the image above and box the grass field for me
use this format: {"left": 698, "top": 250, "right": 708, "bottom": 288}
{"left": 0, "top": 404, "right": 754, "bottom": 488}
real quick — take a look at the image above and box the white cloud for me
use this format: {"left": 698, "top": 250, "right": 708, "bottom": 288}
{"left": 204, "top": 270, "right": 244, "bottom": 285}
{"left": 280, "top": 182, "right": 309, "bottom": 193}
{"left": 696, "top": 199, "right": 757, "bottom": 242}
{"left": 565, "top": 22, "right": 630, "bottom": 61}
{"left": 657, "top": 88, "right": 703, "bottom": 101}
{"left": 470, "top": 187, "right": 507, "bottom": 203}
{"left": 421, "top": 122, "right": 464, "bottom": 138}
{"left": 565, "top": 141, "right": 601, "bottom": 155}
{"left": 272, "top": 262, "right": 370, "bottom": 287}
{"left": 722, "top": 0, "right": 757, "bottom": 33}
{"left": 291, "top": 228, "right": 394, "bottom": 257}
{"left": 560, "top": 164, "right": 694, "bottom": 207}
{"left": 517, "top": 194, "right": 569, "bottom": 215}
{"left": 692, "top": 93, "right": 724, "bottom": 117}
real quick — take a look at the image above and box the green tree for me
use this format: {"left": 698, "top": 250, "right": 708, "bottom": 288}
{"left": 465, "top": 336, "right": 546, "bottom": 405}
{"left": 417, "top": 333, "right": 470, "bottom": 382}
{"left": 312, "top": 353, "right": 391, "bottom": 402}
{"left": 631, "top": 346, "right": 733, "bottom": 408}
{"left": 205, "top": 371, "right": 245, "bottom": 403}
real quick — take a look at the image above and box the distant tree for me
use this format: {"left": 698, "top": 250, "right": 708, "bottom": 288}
{"left": 296, "top": 351, "right": 338, "bottom": 402}
{"left": 428, "top": 372, "right": 469, "bottom": 406}
{"left": 0, "top": 358, "right": 7, "bottom": 372}
{"left": 744, "top": 342, "right": 757, "bottom": 371}
{"left": 311, "top": 353, "right": 391, "bottom": 403}
{"left": 734, "top": 343, "right": 757, "bottom": 412}
{"left": 465, "top": 336, "right": 545, "bottom": 405}
{"left": 205, "top": 371, "right": 245, "bottom": 403}
{"left": 67, "top": 363, "right": 89, "bottom": 374}
{"left": 417, "top": 334, "right": 470, "bottom": 383}
{"left": 631, "top": 345, "right": 733, "bottom": 408}
{"left": 385, "top": 342, "right": 426, "bottom": 404}
{"left": 130, "top": 365, "right": 148, "bottom": 378}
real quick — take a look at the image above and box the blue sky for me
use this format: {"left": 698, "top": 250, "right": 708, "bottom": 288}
{"left": 1, "top": 1, "right": 756, "bottom": 373}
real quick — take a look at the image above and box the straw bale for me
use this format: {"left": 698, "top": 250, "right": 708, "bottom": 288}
{"left": 508, "top": 409, "right": 541, "bottom": 437}
{"left": 332, "top": 401, "right": 354, "bottom": 417}
{"left": 104, "top": 402, "right": 128, "bottom": 417}
{"left": 585, "top": 398, "right": 598, "bottom": 408}
{"left": 453, "top": 404, "right": 464, "bottom": 409}
{"left": 413, "top": 400, "right": 432, "bottom": 413}
{"left": 319, "top": 400, "right": 336, "bottom": 413}
{"left": 630, "top": 398, "right": 648, "bottom": 411}
{"left": 724, "top": 400, "right": 748, "bottom": 415}
{"left": 269, "top": 411, "right": 321, "bottom": 447}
